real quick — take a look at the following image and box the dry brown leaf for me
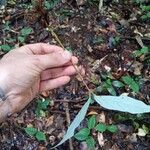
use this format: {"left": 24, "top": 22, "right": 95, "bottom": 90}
{"left": 87, "top": 111, "right": 98, "bottom": 116}
{"left": 97, "top": 111, "right": 105, "bottom": 123}
{"left": 45, "top": 116, "right": 54, "bottom": 127}
{"left": 98, "top": 132, "right": 105, "bottom": 147}
{"left": 76, "top": 0, "right": 86, "bottom": 6}
{"left": 41, "top": 91, "right": 49, "bottom": 97}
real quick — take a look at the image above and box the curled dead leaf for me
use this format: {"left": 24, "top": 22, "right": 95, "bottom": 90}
{"left": 87, "top": 111, "right": 98, "bottom": 116}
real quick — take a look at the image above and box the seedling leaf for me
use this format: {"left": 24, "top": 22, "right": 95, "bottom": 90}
{"left": 24, "top": 127, "right": 37, "bottom": 136}
{"left": 94, "top": 95, "right": 150, "bottom": 114}
{"left": 21, "top": 27, "right": 32, "bottom": 36}
{"left": 0, "top": 45, "right": 11, "bottom": 52}
{"left": 95, "top": 123, "right": 107, "bottom": 133}
{"left": 122, "top": 76, "right": 139, "bottom": 92}
{"left": 74, "top": 128, "right": 90, "bottom": 141}
{"left": 35, "top": 131, "right": 46, "bottom": 141}
{"left": 107, "top": 125, "right": 118, "bottom": 133}
{"left": 88, "top": 115, "right": 96, "bottom": 129}
{"left": 86, "top": 136, "right": 96, "bottom": 150}
{"left": 112, "top": 80, "right": 124, "bottom": 88}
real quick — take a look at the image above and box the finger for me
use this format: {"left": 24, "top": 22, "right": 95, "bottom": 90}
{"left": 64, "top": 56, "right": 78, "bottom": 66}
{"left": 41, "top": 66, "right": 77, "bottom": 80}
{"left": 17, "top": 43, "right": 64, "bottom": 54}
{"left": 37, "top": 50, "right": 72, "bottom": 70}
{"left": 40, "top": 76, "right": 70, "bottom": 91}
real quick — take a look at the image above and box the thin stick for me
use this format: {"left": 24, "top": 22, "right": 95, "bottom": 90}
{"left": 63, "top": 101, "right": 74, "bottom": 150}
{"left": 47, "top": 25, "right": 92, "bottom": 93}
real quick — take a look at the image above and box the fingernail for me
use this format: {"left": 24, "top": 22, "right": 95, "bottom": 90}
{"left": 62, "top": 50, "right": 72, "bottom": 59}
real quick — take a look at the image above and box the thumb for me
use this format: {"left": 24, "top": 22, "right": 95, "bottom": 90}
{"left": 36, "top": 50, "right": 72, "bottom": 70}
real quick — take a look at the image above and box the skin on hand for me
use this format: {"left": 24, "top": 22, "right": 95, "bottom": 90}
{"left": 0, "top": 43, "right": 85, "bottom": 122}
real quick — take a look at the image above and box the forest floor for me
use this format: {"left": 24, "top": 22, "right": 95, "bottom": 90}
{"left": 0, "top": 0, "right": 150, "bottom": 150}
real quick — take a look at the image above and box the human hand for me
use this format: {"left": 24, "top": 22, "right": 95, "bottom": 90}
{"left": 0, "top": 43, "right": 83, "bottom": 122}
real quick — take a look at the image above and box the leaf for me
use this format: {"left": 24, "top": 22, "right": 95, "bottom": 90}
{"left": 0, "top": 45, "right": 11, "bottom": 52}
{"left": 44, "top": 0, "right": 60, "bottom": 10}
{"left": 21, "top": 27, "right": 32, "bottom": 36}
{"left": 94, "top": 94, "right": 150, "bottom": 114}
{"left": 122, "top": 76, "right": 139, "bottom": 92}
{"left": 74, "top": 128, "right": 90, "bottom": 141}
{"left": 112, "top": 80, "right": 124, "bottom": 88}
{"left": 107, "top": 86, "right": 116, "bottom": 96}
{"left": 141, "top": 5, "right": 150, "bottom": 11}
{"left": 37, "top": 98, "right": 50, "bottom": 110}
{"left": 142, "top": 125, "right": 149, "bottom": 134}
{"left": 95, "top": 123, "right": 107, "bottom": 133}
{"left": 88, "top": 115, "right": 96, "bottom": 129}
{"left": 53, "top": 96, "right": 92, "bottom": 148}
{"left": 86, "top": 136, "right": 95, "bottom": 150}
{"left": 106, "top": 125, "right": 118, "bottom": 133}
{"left": 24, "top": 127, "right": 37, "bottom": 136}
{"left": 35, "top": 131, "right": 46, "bottom": 141}
{"left": 18, "top": 36, "right": 25, "bottom": 43}
{"left": 134, "top": 47, "right": 149, "bottom": 57}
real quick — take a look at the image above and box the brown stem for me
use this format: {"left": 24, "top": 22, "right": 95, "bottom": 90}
{"left": 47, "top": 25, "right": 92, "bottom": 94}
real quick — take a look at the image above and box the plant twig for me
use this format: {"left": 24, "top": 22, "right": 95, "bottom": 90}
{"left": 46, "top": 24, "right": 92, "bottom": 94}
{"left": 63, "top": 100, "right": 74, "bottom": 150}
{"left": 99, "top": 0, "right": 103, "bottom": 11}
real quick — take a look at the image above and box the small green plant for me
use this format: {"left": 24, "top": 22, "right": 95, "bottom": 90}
{"left": 0, "top": 44, "right": 12, "bottom": 52}
{"left": 44, "top": 0, "right": 61, "bottom": 10}
{"left": 133, "top": 0, "right": 150, "bottom": 20}
{"left": 24, "top": 127, "right": 46, "bottom": 141}
{"left": 133, "top": 46, "right": 149, "bottom": 57}
{"left": 97, "top": 72, "right": 140, "bottom": 94}
{"left": 74, "top": 115, "right": 118, "bottom": 149}
{"left": 18, "top": 27, "right": 33, "bottom": 43}
{"left": 122, "top": 75, "right": 139, "bottom": 93}
{"left": 35, "top": 98, "right": 51, "bottom": 117}
{"left": 97, "top": 74, "right": 125, "bottom": 96}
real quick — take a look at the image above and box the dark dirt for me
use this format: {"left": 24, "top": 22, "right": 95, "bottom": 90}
{"left": 0, "top": 0, "right": 150, "bottom": 150}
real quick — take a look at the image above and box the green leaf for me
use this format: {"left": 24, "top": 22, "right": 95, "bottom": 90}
{"left": 53, "top": 96, "right": 92, "bottom": 148}
{"left": 74, "top": 128, "right": 90, "bottom": 141}
{"left": 37, "top": 98, "right": 50, "bottom": 110}
{"left": 141, "top": 5, "right": 150, "bottom": 11}
{"left": 112, "top": 80, "right": 124, "bottom": 88}
{"left": 107, "top": 86, "right": 116, "bottom": 96}
{"left": 18, "top": 36, "right": 25, "bottom": 43}
{"left": 35, "top": 131, "right": 46, "bottom": 141}
{"left": 142, "top": 125, "right": 149, "bottom": 134}
{"left": 88, "top": 115, "right": 96, "bottom": 129}
{"left": 122, "top": 76, "right": 139, "bottom": 92}
{"left": 95, "top": 123, "right": 107, "bottom": 133}
{"left": 24, "top": 127, "right": 37, "bottom": 136}
{"left": 86, "top": 136, "right": 96, "bottom": 150}
{"left": 44, "top": 0, "right": 61, "bottom": 10}
{"left": 134, "top": 47, "right": 149, "bottom": 57}
{"left": 0, "top": 45, "right": 11, "bottom": 52}
{"left": 94, "top": 94, "right": 150, "bottom": 114}
{"left": 65, "top": 47, "right": 72, "bottom": 52}
{"left": 107, "top": 125, "right": 118, "bottom": 133}
{"left": 21, "top": 27, "right": 32, "bottom": 36}
{"left": 35, "top": 98, "right": 50, "bottom": 117}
